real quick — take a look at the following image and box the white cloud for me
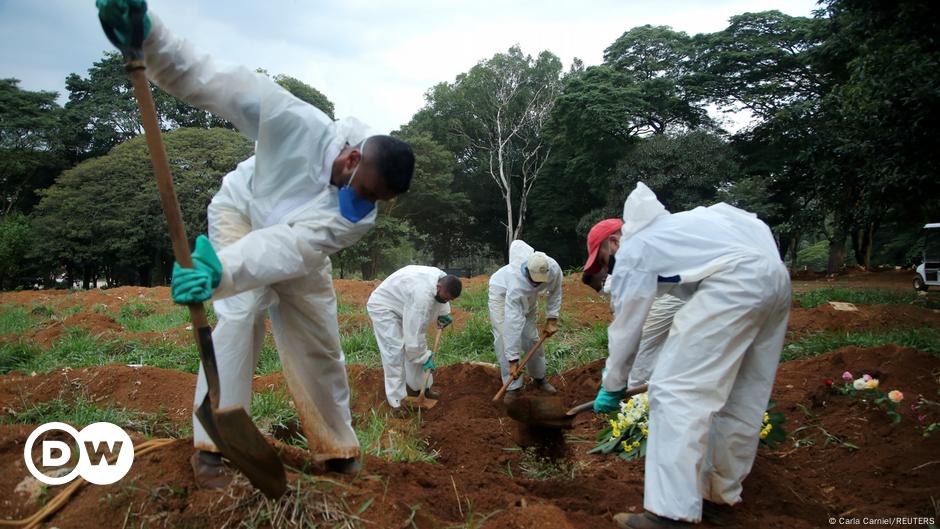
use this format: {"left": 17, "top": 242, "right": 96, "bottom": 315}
{"left": 0, "top": 0, "right": 818, "bottom": 132}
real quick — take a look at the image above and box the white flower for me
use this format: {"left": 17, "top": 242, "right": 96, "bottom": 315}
{"left": 853, "top": 378, "right": 867, "bottom": 390}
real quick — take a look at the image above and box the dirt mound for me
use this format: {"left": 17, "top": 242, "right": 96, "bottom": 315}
{"left": 787, "top": 303, "right": 940, "bottom": 340}
{"left": 0, "top": 347, "right": 937, "bottom": 528}
{"left": 0, "top": 365, "right": 195, "bottom": 424}
{"left": 28, "top": 312, "right": 124, "bottom": 347}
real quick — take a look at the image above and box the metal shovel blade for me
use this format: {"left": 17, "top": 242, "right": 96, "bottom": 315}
{"left": 192, "top": 326, "right": 286, "bottom": 499}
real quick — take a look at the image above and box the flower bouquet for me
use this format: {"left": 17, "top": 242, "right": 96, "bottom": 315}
{"left": 590, "top": 392, "right": 786, "bottom": 460}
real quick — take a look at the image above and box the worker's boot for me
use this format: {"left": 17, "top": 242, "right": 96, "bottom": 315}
{"left": 190, "top": 450, "right": 232, "bottom": 490}
{"left": 407, "top": 385, "right": 441, "bottom": 400}
{"left": 702, "top": 500, "right": 734, "bottom": 526}
{"left": 533, "top": 378, "right": 558, "bottom": 394}
{"left": 325, "top": 457, "right": 362, "bottom": 475}
{"left": 503, "top": 388, "right": 521, "bottom": 405}
{"left": 613, "top": 511, "right": 692, "bottom": 529}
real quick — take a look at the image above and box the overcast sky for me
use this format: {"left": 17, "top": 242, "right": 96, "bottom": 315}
{"left": 0, "top": 0, "right": 819, "bottom": 133}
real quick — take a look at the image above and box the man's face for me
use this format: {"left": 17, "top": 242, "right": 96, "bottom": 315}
{"left": 435, "top": 282, "right": 457, "bottom": 303}
{"left": 333, "top": 146, "right": 399, "bottom": 202}
{"left": 583, "top": 236, "right": 619, "bottom": 293}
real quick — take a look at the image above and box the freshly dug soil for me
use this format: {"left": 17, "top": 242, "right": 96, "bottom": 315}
{"left": 1, "top": 345, "right": 935, "bottom": 528}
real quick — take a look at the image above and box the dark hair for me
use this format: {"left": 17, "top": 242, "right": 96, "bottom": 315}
{"left": 367, "top": 135, "right": 414, "bottom": 194}
{"left": 439, "top": 275, "right": 462, "bottom": 298}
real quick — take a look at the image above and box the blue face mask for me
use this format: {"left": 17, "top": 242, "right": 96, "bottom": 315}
{"left": 338, "top": 138, "right": 376, "bottom": 223}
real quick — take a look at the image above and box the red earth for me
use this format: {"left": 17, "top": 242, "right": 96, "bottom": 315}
{"left": 0, "top": 273, "right": 938, "bottom": 528}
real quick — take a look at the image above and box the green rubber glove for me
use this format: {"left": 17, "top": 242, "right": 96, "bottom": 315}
{"left": 171, "top": 235, "right": 222, "bottom": 305}
{"left": 422, "top": 355, "right": 436, "bottom": 372}
{"left": 96, "top": 0, "right": 151, "bottom": 48}
{"left": 593, "top": 387, "right": 626, "bottom": 413}
{"left": 437, "top": 314, "right": 453, "bottom": 328}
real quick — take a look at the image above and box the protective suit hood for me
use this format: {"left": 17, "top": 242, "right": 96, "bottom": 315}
{"left": 621, "top": 182, "right": 669, "bottom": 242}
{"left": 507, "top": 239, "right": 535, "bottom": 268}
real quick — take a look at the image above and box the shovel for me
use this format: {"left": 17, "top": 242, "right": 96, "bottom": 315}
{"left": 101, "top": 6, "right": 286, "bottom": 499}
{"left": 507, "top": 384, "right": 649, "bottom": 429}
{"left": 401, "top": 327, "right": 443, "bottom": 410}
{"left": 492, "top": 331, "right": 551, "bottom": 402}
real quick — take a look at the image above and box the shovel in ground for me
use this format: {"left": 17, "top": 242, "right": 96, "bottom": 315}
{"left": 401, "top": 327, "right": 443, "bottom": 410}
{"left": 507, "top": 384, "right": 649, "bottom": 429}
{"left": 102, "top": 6, "right": 286, "bottom": 499}
{"left": 492, "top": 331, "right": 552, "bottom": 402}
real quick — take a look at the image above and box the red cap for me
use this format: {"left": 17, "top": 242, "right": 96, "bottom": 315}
{"left": 583, "top": 218, "right": 624, "bottom": 275}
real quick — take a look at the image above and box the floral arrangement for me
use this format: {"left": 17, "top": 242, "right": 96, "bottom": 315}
{"left": 590, "top": 392, "right": 786, "bottom": 460}
{"left": 829, "top": 371, "right": 904, "bottom": 423}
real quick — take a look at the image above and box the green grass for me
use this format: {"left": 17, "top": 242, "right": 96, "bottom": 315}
{"left": 0, "top": 329, "right": 200, "bottom": 374}
{"left": 783, "top": 327, "right": 940, "bottom": 361}
{"left": 118, "top": 303, "right": 191, "bottom": 333}
{"left": 794, "top": 287, "right": 940, "bottom": 309}
{"left": 437, "top": 315, "right": 495, "bottom": 366}
{"left": 0, "top": 304, "right": 40, "bottom": 335}
{"left": 2, "top": 393, "right": 190, "bottom": 438}
{"left": 452, "top": 285, "right": 488, "bottom": 314}
{"left": 355, "top": 409, "right": 437, "bottom": 463}
{"left": 343, "top": 328, "right": 381, "bottom": 367}
{"left": 251, "top": 386, "right": 306, "bottom": 448}
{"left": 256, "top": 340, "right": 282, "bottom": 375}
{"left": 546, "top": 323, "right": 608, "bottom": 375}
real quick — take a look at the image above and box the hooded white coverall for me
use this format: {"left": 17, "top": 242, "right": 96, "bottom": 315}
{"left": 488, "top": 240, "right": 563, "bottom": 390}
{"left": 366, "top": 266, "right": 451, "bottom": 408}
{"left": 603, "top": 183, "right": 790, "bottom": 522}
{"left": 142, "top": 15, "right": 378, "bottom": 460}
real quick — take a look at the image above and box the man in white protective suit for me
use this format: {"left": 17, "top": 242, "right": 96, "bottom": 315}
{"left": 591, "top": 183, "right": 790, "bottom": 529}
{"left": 581, "top": 218, "right": 687, "bottom": 389}
{"left": 95, "top": 0, "right": 415, "bottom": 489}
{"left": 488, "top": 240, "right": 563, "bottom": 404}
{"left": 366, "top": 266, "right": 463, "bottom": 408}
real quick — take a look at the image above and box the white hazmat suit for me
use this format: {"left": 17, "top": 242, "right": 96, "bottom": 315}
{"left": 366, "top": 266, "right": 451, "bottom": 408}
{"left": 143, "top": 14, "right": 378, "bottom": 460}
{"left": 488, "top": 241, "right": 562, "bottom": 390}
{"left": 604, "top": 183, "right": 790, "bottom": 522}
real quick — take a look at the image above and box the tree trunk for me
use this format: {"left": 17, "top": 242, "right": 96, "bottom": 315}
{"left": 788, "top": 232, "right": 801, "bottom": 271}
{"left": 82, "top": 266, "right": 93, "bottom": 290}
{"left": 827, "top": 233, "right": 846, "bottom": 276}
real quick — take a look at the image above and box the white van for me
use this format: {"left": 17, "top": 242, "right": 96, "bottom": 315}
{"left": 913, "top": 223, "right": 940, "bottom": 291}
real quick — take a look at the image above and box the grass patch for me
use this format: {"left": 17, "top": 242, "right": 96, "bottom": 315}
{"left": 546, "top": 323, "right": 608, "bottom": 375}
{"left": 0, "top": 304, "right": 39, "bottom": 335}
{"left": 452, "top": 285, "right": 488, "bottom": 314}
{"left": 119, "top": 304, "right": 191, "bottom": 333}
{"left": 2, "top": 393, "right": 190, "bottom": 438}
{"left": 251, "top": 386, "right": 306, "bottom": 449}
{"left": 794, "top": 287, "right": 940, "bottom": 309}
{"left": 437, "top": 315, "right": 495, "bottom": 366}
{"left": 343, "top": 328, "right": 381, "bottom": 368}
{"left": 355, "top": 409, "right": 437, "bottom": 463}
{"left": 783, "top": 328, "right": 940, "bottom": 361}
{"left": 1, "top": 329, "right": 200, "bottom": 374}
{"left": 256, "top": 340, "right": 282, "bottom": 375}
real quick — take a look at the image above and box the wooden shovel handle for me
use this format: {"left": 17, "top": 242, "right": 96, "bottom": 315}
{"left": 492, "top": 331, "right": 550, "bottom": 402}
{"left": 564, "top": 383, "right": 650, "bottom": 416}
{"left": 128, "top": 65, "right": 216, "bottom": 403}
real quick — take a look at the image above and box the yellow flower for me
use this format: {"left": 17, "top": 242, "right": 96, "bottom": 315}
{"left": 632, "top": 440, "right": 641, "bottom": 448}
{"left": 865, "top": 378, "right": 879, "bottom": 390}
{"left": 763, "top": 412, "right": 769, "bottom": 422}
{"left": 760, "top": 429, "right": 769, "bottom": 440}
{"left": 621, "top": 441, "right": 633, "bottom": 453}
{"left": 888, "top": 390, "right": 903, "bottom": 403}
{"left": 640, "top": 427, "right": 648, "bottom": 437}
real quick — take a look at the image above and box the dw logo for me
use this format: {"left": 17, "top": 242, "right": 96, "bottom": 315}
{"left": 24, "top": 422, "right": 134, "bottom": 485}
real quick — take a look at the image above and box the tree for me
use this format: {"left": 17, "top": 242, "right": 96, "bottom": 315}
{"left": 61, "top": 52, "right": 231, "bottom": 161}
{"left": 390, "top": 131, "right": 470, "bottom": 265}
{"left": 274, "top": 74, "right": 335, "bottom": 119}
{"left": 410, "top": 46, "right": 564, "bottom": 256}
{"left": 0, "top": 213, "right": 31, "bottom": 289}
{"left": 0, "top": 79, "right": 66, "bottom": 215}
{"left": 30, "top": 128, "right": 253, "bottom": 288}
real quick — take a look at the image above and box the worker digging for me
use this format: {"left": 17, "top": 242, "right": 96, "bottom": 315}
{"left": 87, "top": 1, "right": 797, "bottom": 528}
